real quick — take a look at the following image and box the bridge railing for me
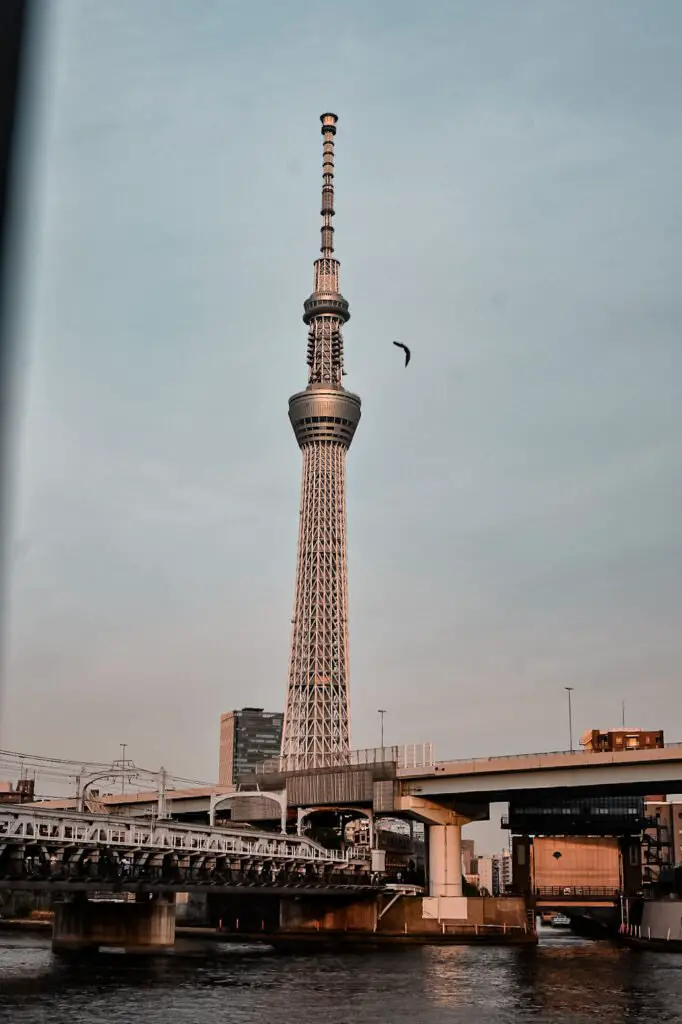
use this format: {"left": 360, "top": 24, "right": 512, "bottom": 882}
{"left": 437, "top": 921, "right": 532, "bottom": 938}
{"left": 534, "top": 886, "right": 621, "bottom": 899}
{"left": 431, "top": 740, "right": 682, "bottom": 770}
{"left": 256, "top": 744, "right": 435, "bottom": 775}
{"left": 436, "top": 745, "right": 679, "bottom": 770}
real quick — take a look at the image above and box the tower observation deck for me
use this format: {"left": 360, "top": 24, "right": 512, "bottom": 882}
{"left": 281, "top": 114, "right": 361, "bottom": 768}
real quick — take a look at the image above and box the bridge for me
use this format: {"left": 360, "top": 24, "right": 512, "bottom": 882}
{"left": 30, "top": 743, "right": 682, "bottom": 905}
{"left": 0, "top": 805, "right": 366, "bottom": 892}
{"left": 242, "top": 742, "right": 682, "bottom": 909}
{"left": 399, "top": 743, "right": 682, "bottom": 802}
{"left": 0, "top": 804, "right": 535, "bottom": 950}
{"left": 0, "top": 805, "right": 382, "bottom": 952}
{"left": 40, "top": 742, "right": 682, "bottom": 820}
{"left": 8, "top": 740, "right": 679, "bottom": 948}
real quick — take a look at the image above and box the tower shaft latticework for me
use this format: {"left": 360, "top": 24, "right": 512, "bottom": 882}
{"left": 281, "top": 114, "right": 361, "bottom": 768}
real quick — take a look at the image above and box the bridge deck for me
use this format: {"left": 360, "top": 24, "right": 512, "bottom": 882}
{"left": 398, "top": 743, "right": 682, "bottom": 799}
{"left": 403, "top": 743, "right": 682, "bottom": 778}
{"left": 0, "top": 878, "right": 376, "bottom": 897}
{"left": 0, "top": 806, "right": 365, "bottom": 892}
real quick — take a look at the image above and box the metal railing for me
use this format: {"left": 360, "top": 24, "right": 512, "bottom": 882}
{"left": 534, "top": 886, "right": 621, "bottom": 899}
{"left": 619, "top": 921, "right": 682, "bottom": 943}
{"left": 502, "top": 813, "right": 652, "bottom": 831}
{"left": 439, "top": 921, "right": 531, "bottom": 937}
{"left": 431, "top": 741, "right": 682, "bottom": 770}
{"left": 256, "top": 744, "right": 434, "bottom": 775}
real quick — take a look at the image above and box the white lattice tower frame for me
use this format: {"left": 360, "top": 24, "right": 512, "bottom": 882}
{"left": 285, "top": 442, "right": 350, "bottom": 758}
{"left": 282, "top": 114, "right": 361, "bottom": 767}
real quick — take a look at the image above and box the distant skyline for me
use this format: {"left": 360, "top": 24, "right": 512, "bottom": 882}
{"left": 1, "top": 2, "right": 681, "bottom": 849}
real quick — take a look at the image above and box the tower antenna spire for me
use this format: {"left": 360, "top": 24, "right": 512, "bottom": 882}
{"left": 319, "top": 112, "right": 337, "bottom": 258}
{"left": 301, "top": 112, "right": 350, "bottom": 387}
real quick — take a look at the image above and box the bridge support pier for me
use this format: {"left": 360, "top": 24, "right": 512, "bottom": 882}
{"left": 52, "top": 893, "right": 176, "bottom": 954}
{"left": 428, "top": 823, "right": 463, "bottom": 898}
{"left": 394, "top": 795, "right": 469, "bottom": 899}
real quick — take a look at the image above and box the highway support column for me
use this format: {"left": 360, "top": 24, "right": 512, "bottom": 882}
{"left": 393, "top": 795, "right": 471, "bottom": 900}
{"left": 428, "top": 822, "right": 463, "bottom": 898}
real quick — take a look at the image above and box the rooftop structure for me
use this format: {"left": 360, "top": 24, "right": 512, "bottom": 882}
{"left": 580, "top": 728, "right": 664, "bottom": 753}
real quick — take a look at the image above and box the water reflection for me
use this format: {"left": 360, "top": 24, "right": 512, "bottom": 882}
{"left": 1, "top": 931, "right": 682, "bottom": 1024}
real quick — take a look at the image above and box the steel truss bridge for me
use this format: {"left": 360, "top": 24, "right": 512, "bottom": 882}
{"left": 0, "top": 807, "right": 375, "bottom": 896}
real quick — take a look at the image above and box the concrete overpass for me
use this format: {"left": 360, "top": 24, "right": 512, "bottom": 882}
{"left": 399, "top": 743, "right": 682, "bottom": 804}
{"left": 250, "top": 742, "right": 682, "bottom": 905}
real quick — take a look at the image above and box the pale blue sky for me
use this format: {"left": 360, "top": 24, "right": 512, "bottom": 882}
{"left": 2, "top": 2, "right": 681, "bottom": 847}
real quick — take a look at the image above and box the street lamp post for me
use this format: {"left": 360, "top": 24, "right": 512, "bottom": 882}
{"left": 120, "top": 743, "right": 127, "bottom": 795}
{"left": 378, "top": 709, "right": 386, "bottom": 751}
{"left": 565, "top": 687, "right": 574, "bottom": 752}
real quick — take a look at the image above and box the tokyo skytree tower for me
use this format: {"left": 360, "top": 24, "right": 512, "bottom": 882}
{"left": 281, "top": 113, "right": 361, "bottom": 767}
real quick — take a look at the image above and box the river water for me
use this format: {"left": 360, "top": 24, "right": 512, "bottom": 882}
{"left": 1, "top": 928, "right": 681, "bottom": 1023}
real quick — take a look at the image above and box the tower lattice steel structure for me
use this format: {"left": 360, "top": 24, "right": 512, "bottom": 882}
{"left": 281, "top": 113, "right": 361, "bottom": 767}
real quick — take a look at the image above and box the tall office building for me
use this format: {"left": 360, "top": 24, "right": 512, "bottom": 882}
{"left": 281, "top": 113, "right": 361, "bottom": 767}
{"left": 218, "top": 708, "right": 284, "bottom": 786}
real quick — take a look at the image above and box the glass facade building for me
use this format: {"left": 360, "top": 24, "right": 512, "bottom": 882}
{"left": 218, "top": 708, "right": 284, "bottom": 786}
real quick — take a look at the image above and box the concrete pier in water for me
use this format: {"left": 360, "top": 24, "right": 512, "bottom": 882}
{"left": 52, "top": 894, "right": 176, "bottom": 954}
{"left": 208, "top": 891, "right": 534, "bottom": 946}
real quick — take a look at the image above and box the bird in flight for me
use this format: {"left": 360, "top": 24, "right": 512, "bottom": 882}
{"left": 392, "top": 340, "right": 411, "bottom": 367}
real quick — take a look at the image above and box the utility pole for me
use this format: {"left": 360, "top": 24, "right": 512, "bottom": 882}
{"left": 565, "top": 687, "right": 574, "bottom": 752}
{"left": 74, "top": 766, "right": 86, "bottom": 809}
{"left": 157, "top": 766, "right": 167, "bottom": 821}
{"left": 378, "top": 709, "right": 386, "bottom": 750}
{"left": 120, "top": 743, "right": 127, "bottom": 795}
{"left": 621, "top": 700, "right": 625, "bottom": 729}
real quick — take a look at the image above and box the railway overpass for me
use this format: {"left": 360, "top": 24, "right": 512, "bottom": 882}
{"left": 0, "top": 805, "right": 376, "bottom": 952}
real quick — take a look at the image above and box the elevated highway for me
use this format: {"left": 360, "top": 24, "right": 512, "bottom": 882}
{"left": 399, "top": 743, "right": 682, "bottom": 804}
{"left": 0, "top": 807, "right": 378, "bottom": 953}
{"left": 250, "top": 742, "right": 682, "bottom": 904}
{"left": 34, "top": 743, "right": 682, "bottom": 822}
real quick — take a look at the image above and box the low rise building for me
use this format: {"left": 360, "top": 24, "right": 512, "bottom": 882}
{"left": 643, "top": 800, "right": 682, "bottom": 885}
{"left": 580, "top": 728, "right": 664, "bottom": 753}
{"left": 0, "top": 779, "right": 34, "bottom": 805}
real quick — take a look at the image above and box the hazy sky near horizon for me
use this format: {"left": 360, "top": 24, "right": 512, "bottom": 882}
{"left": 2, "top": 2, "right": 681, "bottom": 844}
